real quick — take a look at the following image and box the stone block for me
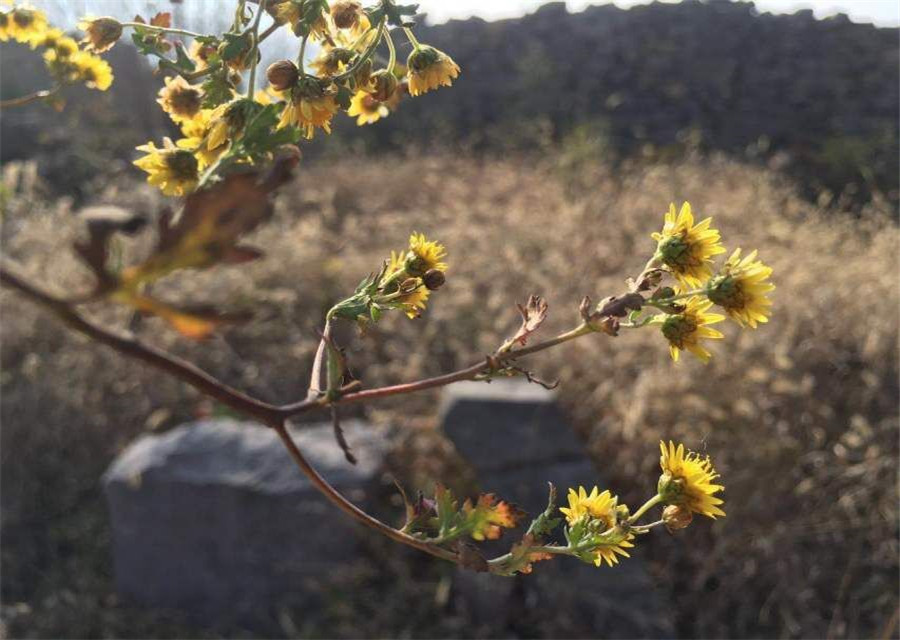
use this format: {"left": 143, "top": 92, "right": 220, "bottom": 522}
{"left": 439, "top": 379, "right": 584, "bottom": 472}
{"left": 103, "top": 418, "right": 387, "bottom": 627}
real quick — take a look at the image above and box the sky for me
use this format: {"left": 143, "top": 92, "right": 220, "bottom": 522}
{"left": 415, "top": 0, "right": 900, "bottom": 27}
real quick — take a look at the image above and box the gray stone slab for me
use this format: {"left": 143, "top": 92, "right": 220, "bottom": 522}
{"left": 103, "top": 419, "right": 387, "bottom": 627}
{"left": 439, "top": 379, "right": 585, "bottom": 471}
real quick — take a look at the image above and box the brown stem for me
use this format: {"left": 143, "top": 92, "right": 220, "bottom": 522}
{"left": 0, "top": 87, "right": 59, "bottom": 109}
{"left": 272, "top": 421, "right": 460, "bottom": 565}
{"left": 277, "top": 325, "right": 590, "bottom": 417}
{"left": 0, "top": 262, "right": 283, "bottom": 423}
{"left": 307, "top": 319, "right": 332, "bottom": 397}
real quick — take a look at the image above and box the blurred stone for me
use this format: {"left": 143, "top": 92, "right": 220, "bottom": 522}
{"left": 440, "top": 380, "right": 583, "bottom": 471}
{"left": 441, "top": 380, "right": 673, "bottom": 637}
{"left": 103, "top": 418, "right": 387, "bottom": 628}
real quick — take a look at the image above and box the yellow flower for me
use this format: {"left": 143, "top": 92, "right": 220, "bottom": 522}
{"left": 309, "top": 46, "right": 354, "bottom": 77}
{"left": 134, "top": 139, "right": 200, "bottom": 197}
{"left": 77, "top": 16, "right": 122, "bottom": 53}
{"left": 188, "top": 40, "right": 217, "bottom": 71}
{"left": 404, "top": 231, "right": 448, "bottom": 276}
{"left": 658, "top": 296, "right": 724, "bottom": 363}
{"left": 347, "top": 90, "right": 389, "bottom": 125}
{"left": 652, "top": 202, "right": 726, "bottom": 288}
{"left": 276, "top": 0, "right": 329, "bottom": 40}
{"left": 34, "top": 28, "right": 78, "bottom": 56}
{"left": 592, "top": 529, "right": 635, "bottom": 568}
{"left": 706, "top": 248, "right": 774, "bottom": 328}
{"left": 175, "top": 109, "right": 224, "bottom": 170}
{"left": 386, "top": 250, "right": 431, "bottom": 318}
{"left": 2, "top": 6, "right": 48, "bottom": 45}
{"left": 559, "top": 486, "right": 634, "bottom": 567}
{"left": 406, "top": 45, "right": 460, "bottom": 96}
{"left": 277, "top": 84, "right": 339, "bottom": 139}
{"left": 658, "top": 441, "right": 725, "bottom": 518}
{"left": 69, "top": 50, "right": 113, "bottom": 90}
{"left": 559, "top": 486, "right": 618, "bottom": 527}
{"left": 157, "top": 75, "right": 204, "bottom": 123}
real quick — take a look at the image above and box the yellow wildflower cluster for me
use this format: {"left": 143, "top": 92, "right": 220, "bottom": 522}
{"left": 126, "top": 0, "right": 460, "bottom": 195}
{"left": 383, "top": 232, "right": 448, "bottom": 319}
{"left": 650, "top": 201, "right": 774, "bottom": 363}
{"left": 555, "top": 440, "right": 723, "bottom": 570}
{"left": 0, "top": 6, "right": 114, "bottom": 93}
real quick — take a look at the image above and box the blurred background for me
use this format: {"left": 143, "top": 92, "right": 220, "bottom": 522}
{"left": 1, "top": 0, "right": 898, "bottom": 638}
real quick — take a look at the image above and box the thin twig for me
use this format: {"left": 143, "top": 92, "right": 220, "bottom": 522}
{"left": 0, "top": 262, "right": 283, "bottom": 423}
{"left": 0, "top": 87, "right": 59, "bottom": 109}
{"left": 272, "top": 421, "right": 460, "bottom": 564}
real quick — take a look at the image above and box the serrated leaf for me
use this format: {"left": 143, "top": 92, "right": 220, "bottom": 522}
{"left": 506, "top": 534, "right": 554, "bottom": 575}
{"left": 73, "top": 206, "right": 147, "bottom": 293}
{"left": 201, "top": 70, "right": 236, "bottom": 108}
{"left": 114, "top": 291, "right": 248, "bottom": 340}
{"left": 526, "top": 482, "right": 561, "bottom": 538}
{"left": 172, "top": 41, "right": 197, "bottom": 73}
{"left": 434, "top": 483, "right": 460, "bottom": 537}
{"left": 150, "top": 12, "right": 171, "bottom": 28}
{"left": 462, "top": 493, "right": 525, "bottom": 541}
{"left": 506, "top": 294, "right": 548, "bottom": 349}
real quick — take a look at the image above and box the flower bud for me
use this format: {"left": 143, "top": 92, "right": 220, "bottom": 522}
{"left": 662, "top": 505, "right": 693, "bottom": 532}
{"left": 399, "top": 278, "right": 420, "bottom": 295}
{"left": 657, "top": 472, "right": 685, "bottom": 504}
{"left": 266, "top": 59, "right": 299, "bottom": 91}
{"left": 423, "top": 269, "right": 445, "bottom": 291}
{"left": 369, "top": 70, "right": 398, "bottom": 102}
{"left": 331, "top": 0, "right": 362, "bottom": 30}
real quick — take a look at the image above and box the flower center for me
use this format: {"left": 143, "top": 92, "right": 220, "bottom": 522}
{"left": 165, "top": 150, "right": 199, "bottom": 181}
{"left": 707, "top": 274, "right": 746, "bottom": 310}
{"left": 661, "top": 314, "right": 697, "bottom": 347}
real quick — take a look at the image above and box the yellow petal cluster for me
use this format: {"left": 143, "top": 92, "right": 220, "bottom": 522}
{"left": 133, "top": 139, "right": 199, "bottom": 197}
{"left": 560, "top": 486, "right": 618, "bottom": 527}
{"left": 157, "top": 75, "right": 204, "bottom": 123}
{"left": 658, "top": 441, "right": 725, "bottom": 518}
{"left": 658, "top": 296, "right": 724, "bottom": 363}
{"left": 348, "top": 90, "right": 389, "bottom": 125}
{"left": 407, "top": 45, "right": 460, "bottom": 96}
{"left": 278, "top": 89, "right": 339, "bottom": 139}
{"left": 652, "top": 202, "right": 726, "bottom": 288}
{"left": 0, "top": 6, "right": 48, "bottom": 45}
{"left": 707, "top": 248, "right": 775, "bottom": 328}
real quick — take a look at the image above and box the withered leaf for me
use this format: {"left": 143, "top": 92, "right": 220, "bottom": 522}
{"left": 505, "top": 294, "right": 548, "bottom": 350}
{"left": 73, "top": 206, "right": 147, "bottom": 293}
{"left": 115, "top": 292, "right": 251, "bottom": 340}
{"left": 508, "top": 534, "right": 554, "bottom": 575}
{"left": 120, "top": 155, "right": 296, "bottom": 291}
{"left": 462, "top": 493, "right": 526, "bottom": 541}
{"left": 150, "top": 12, "right": 172, "bottom": 27}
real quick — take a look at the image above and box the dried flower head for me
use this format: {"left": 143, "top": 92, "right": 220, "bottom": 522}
{"left": 77, "top": 16, "right": 122, "bottom": 53}
{"left": 266, "top": 59, "right": 300, "bottom": 91}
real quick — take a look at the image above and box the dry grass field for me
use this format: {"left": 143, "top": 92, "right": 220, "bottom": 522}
{"left": 2, "top": 153, "right": 898, "bottom": 638}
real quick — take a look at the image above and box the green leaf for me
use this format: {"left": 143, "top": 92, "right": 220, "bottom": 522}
{"left": 434, "top": 484, "right": 460, "bottom": 537}
{"left": 526, "top": 483, "right": 561, "bottom": 538}
{"left": 201, "top": 70, "right": 235, "bottom": 108}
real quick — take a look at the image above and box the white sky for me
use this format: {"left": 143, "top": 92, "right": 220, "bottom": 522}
{"left": 416, "top": 0, "right": 900, "bottom": 27}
